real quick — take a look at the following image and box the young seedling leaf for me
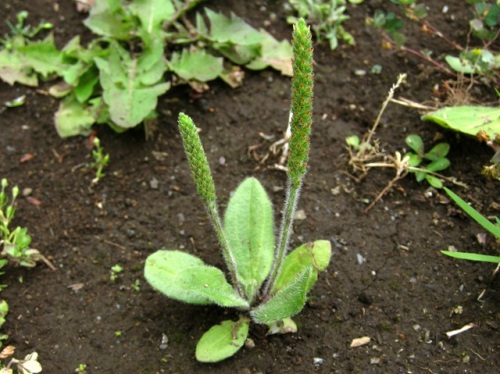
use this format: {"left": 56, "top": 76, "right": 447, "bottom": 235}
{"left": 345, "top": 135, "right": 360, "bottom": 150}
{"left": 272, "top": 240, "right": 332, "bottom": 294}
{"left": 441, "top": 251, "right": 500, "bottom": 264}
{"left": 444, "top": 187, "right": 500, "bottom": 238}
{"left": 405, "top": 135, "right": 424, "bottom": 157}
{"left": 144, "top": 250, "right": 249, "bottom": 308}
{"left": 195, "top": 317, "right": 250, "bottom": 362}
{"left": 422, "top": 106, "right": 500, "bottom": 140}
{"left": 404, "top": 152, "right": 422, "bottom": 167}
{"left": 168, "top": 49, "right": 224, "bottom": 82}
{"left": 415, "top": 170, "right": 426, "bottom": 183}
{"left": 251, "top": 266, "right": 315, "bottom": 324}
{"left": 424, "top": 143, "right": 450, "bottom": 161}
{"left": 425, "top": 174, "right": 443, "bottom": 189}
{"left": 425, "top": 158, "right": 450, "bottom": 173}
{"left": 224, "top": 177, "right": 274, "bottom": 301}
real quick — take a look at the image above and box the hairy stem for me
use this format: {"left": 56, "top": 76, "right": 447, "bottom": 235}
{"left": 206, "top": 202, "right": 244, "bottom": 297}
{"left": 263, "top": 182, "right": 300, "bottom": 296}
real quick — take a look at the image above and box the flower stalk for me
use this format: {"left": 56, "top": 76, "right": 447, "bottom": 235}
{"left": 264, "top": 19, "right": 314, "bottom": 296}
{"left": 178, "top": 113, "right": 242, "bottom": 295}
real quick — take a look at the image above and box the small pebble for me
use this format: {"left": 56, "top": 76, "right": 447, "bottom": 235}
{"left": 294, "top": 209, "right": 307, "bottom": 220}
{"left": 150, "top": 177, "right": 159, "bottom": 189}
{"left": 313, "top": 357, "right": 324, "bottom": 366}
{"left": 159, "top": 333, "right": 169, "bottom": 350}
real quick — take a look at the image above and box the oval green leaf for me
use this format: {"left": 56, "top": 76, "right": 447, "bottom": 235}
{"left": 144, "top": 250, "right": 249, "bottom": 308}
{"left": 404, "top": 152, "right": 422, "bottom": 167}
{"left": 405, "top": 135, "right": 424, "bottom": 157}
{"left": 224, "top": 177, "right": 274, "bottom": 301}
{"left": 425, "top": 158, "right": 450, "bottom": 173}
{"left": 424, "top": 142, "right": 450, "bottom": 161}
{"left": 196, "top": 317, "right": 250, "bottom": 362}
{"left": 425, "top": 174, "right": 443, "bottom": 189}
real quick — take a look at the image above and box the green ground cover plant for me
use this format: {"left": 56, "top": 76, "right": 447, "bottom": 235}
{"left": 346, "top": 74, "right": 462, "bottom": 211}
{"left": 90, "top": 137, "right": 109, "bottom": 184}
{"left": 0, "top": 0, "right": 293, "bottom": 137}
{"left": 286, "top": 0, "right": 363, "bottom": 50}
{"left": 144, "top": 19, "right": 332, "bottom": 362}
{"left": 0, "top": 179, "right": 48, "bottom": 372}
{"left": 371, "top": 0, "right": 499, "bottom": 85}
{"left": 403, "top": 134, "right": 450, "bottom": 189}
{"left": 423, "top": 105, "right": 500, "bottom": 180}
{"left": 441, "top": 187, "right": 500, "bottom": 264}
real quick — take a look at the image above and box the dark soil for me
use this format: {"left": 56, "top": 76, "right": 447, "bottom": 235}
{"left": 0, "top": 1, "right": 499, "bottom": 373}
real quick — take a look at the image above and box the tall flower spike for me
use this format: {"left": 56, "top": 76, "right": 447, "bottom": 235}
{"left": 178, "top": 113, "right": 216, "bottom": 204}
{"left": 288, "top": 19, "right": 314, "bottom": 188}
{"left": 263, "top": 18, "right": 314, "bottom": 295}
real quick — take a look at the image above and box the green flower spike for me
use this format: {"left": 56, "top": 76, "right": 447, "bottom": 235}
{"left": 288, "top": 18, "right": 314, "bottom": 188}
{"left": 264, "top": 19, "right": 314, "bottom": 295}
{"left": 178, "top": 113, "right": 216, "bottom": 205}
{"left": 178, "top": 113, "right": 242, "bottom": 295}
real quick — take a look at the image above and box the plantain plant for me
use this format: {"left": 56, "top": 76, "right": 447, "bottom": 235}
{"left": 144, "top": 19, "right": 331, "bottom": 362}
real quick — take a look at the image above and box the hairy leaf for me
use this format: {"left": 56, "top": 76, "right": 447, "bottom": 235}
{"left": 251, "top": 267, "right": 314, "bottom": 324}
{"left": 224, "top": 177, "right": 274, "bottom": 301}
{"left": 196, "top": 317, "right": 250, "bottom": 362}
{"left": 144, "top": 250, "right": 249, "bottom": 308}
{"left": 272, "top": 240, "right": 331, "bottom": 294}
